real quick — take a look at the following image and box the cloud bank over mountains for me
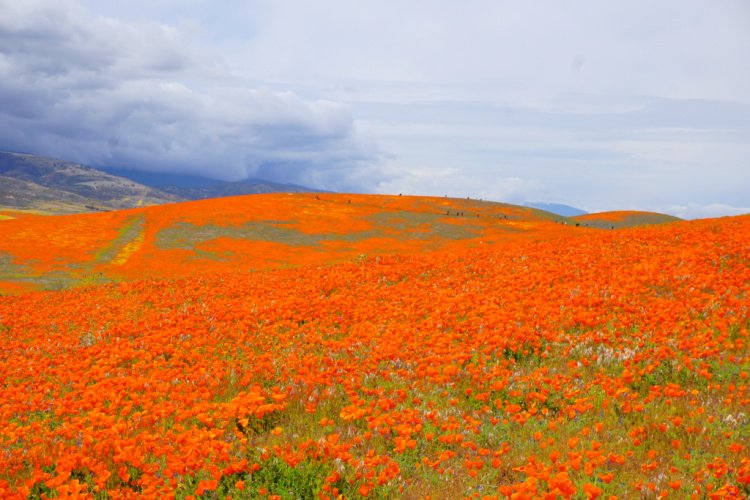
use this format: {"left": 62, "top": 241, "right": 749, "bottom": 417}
{"left": 1, "top": 0, "right": 749, "bottom": 218}
{"left": 0, "top": 0, "right": 384, "bottom": 191}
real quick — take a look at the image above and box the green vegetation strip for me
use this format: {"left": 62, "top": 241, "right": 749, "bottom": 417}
{"left": 94, "top": 214, "right": 146, "bottom": 263}
{"left": 0, "top": 253, "right": 29, "bottom": 281}
{"left": 155, "top": 211, "right": 483, "bottom": 252}
{"left": 0, "top": 254, "right": 88, "bottom": 292}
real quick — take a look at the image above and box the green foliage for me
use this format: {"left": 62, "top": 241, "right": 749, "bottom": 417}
{"left": 244, "top": 457, "right": 328, "bottom": 499}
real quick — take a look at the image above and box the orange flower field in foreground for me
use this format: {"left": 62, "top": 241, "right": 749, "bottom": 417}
{"left": 0, "top": 194, "right": 748, "bottom": 498}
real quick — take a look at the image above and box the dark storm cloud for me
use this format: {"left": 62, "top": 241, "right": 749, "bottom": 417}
{"left": 0, "top": 0, "right": 384, "bottom": 188}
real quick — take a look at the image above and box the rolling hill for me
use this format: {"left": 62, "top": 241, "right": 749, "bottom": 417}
{"left": 572, "top": 210, "right": 682, "bottom": 229}
{"left": 0, "top": 151, "right": 182, "bottom": 213}
{"left": 0, "top": 193, "right": 574, "bottom": 293}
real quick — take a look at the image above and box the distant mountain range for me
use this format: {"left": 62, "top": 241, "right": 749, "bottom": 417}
{"left": 102, "top": 167, "right": 321, "bottom": 200}
{"left": 524, "top": 202, "right": 587, "bottom": 217}
{"left": 0, "top": 151, "right": 320, "bottom": 213}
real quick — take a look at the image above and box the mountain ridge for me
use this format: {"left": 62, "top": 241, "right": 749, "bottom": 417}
{"left": 0, "top": 151, "right": 325, "bottom": 213}
{"left": 524, "top": 202, "right": 587, "bottom": 217}
{"left": 0, "top": 151, "right": 181, "bottom": 212}
{"left": 101, "top": 167, "right": 324, "bottom": 199}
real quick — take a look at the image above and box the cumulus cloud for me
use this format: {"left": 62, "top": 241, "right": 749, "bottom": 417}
{"left": 0, "top": 0, "right": 384, "bottom": 188}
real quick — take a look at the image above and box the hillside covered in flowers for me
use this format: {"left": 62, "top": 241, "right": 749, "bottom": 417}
{"left": 0, "top": 195, "right": 748, "bottom": 498}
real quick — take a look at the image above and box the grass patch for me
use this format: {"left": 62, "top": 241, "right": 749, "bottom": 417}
{"left": 94, "top": 214, "right": 146, "bottom": 263}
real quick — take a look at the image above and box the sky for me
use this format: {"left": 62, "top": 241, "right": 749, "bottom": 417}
{"left": 1, "top": 0, "right": 749, "bottom": 218}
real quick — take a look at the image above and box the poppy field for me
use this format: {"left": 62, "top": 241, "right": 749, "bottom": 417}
{"left": 0, "top": 194, "right": 748, "bottom": 499}
{"left": 0, "top": 194, "right": 570, "bottom": 294}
